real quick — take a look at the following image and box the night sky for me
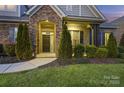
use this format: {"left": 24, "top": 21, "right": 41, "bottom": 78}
{"left": 97, "top": 5, "right": 124, "bottom": 22}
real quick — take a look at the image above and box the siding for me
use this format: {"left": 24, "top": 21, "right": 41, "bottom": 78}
{"left": 0, "top": 6, "right": 19, "bottom": 17}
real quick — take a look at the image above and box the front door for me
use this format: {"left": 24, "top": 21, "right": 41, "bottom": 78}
{"left": 42, "top": 35, "right": 50, "bottom": 52}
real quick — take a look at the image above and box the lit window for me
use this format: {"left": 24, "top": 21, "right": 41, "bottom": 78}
{"left": 70, "top": 31, "right": 80, "bottom": 47}
{"left": 66, "top": 5, "right": 72, "bottom": 11}
{"left": 9, "top": 27, "right": 18, "bottom": 42}
{"left": 105, "top": 32, "right": 110, "bottom": 46}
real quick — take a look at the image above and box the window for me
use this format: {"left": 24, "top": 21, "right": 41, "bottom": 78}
{"left": 105, "top": 32, "right": 110, "bottom": 46}
{"left": 0, "top": 5, "right": 16, "bottom": 11}
{"left": 66, "top": 5, "right": 72, "bottom": 11}
{"left": 70, "top": 31, "right": 79, "bottom": 47}
{"left": 9, "top": 27, "right": 18, "bottom": 42}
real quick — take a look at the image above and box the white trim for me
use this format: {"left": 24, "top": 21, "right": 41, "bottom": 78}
{"left": 79, "top": 5, "right": 81, "bottom": 16}
{"left": 92, "top": 5, "right": 106, "bottom": 20}
{"left": 53, "top": 5, "right": 66, "bottom": 17}
{"left": 0, "top": 19, "right": 29, "bottom": 22}
{"left": 26, "top": 5, "right": 38, "bottom": 15}
{"left": 50, "top": 5, "right": 65, "bottom": 18}
{"left": 28, "top": 5, "right": 65, "bottom": 18}
{"left": 87, "top": 5, "right": 98, "bottom": 17}
{"left": 29, "top": 6, "right": 43, "bottom": 17}
{"left": 18, "top": 5, "right": 21, "bottom": 17}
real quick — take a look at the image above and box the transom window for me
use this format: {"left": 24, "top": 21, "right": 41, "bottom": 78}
{"left": 66, "top": 5, "right": 73, "bottom": 11}
{"left": 0, "top": 5, "right": 16, "bottom": 11}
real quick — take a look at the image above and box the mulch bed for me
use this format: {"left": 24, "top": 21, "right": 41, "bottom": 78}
{"left": 0, "top": 56, "right": 34, "bottom": 64}
{"left": 39, "top": 58, "right": 123, "bottom": 69}
{"left": 88, "top": 58, "right": 121, "bottom": 64}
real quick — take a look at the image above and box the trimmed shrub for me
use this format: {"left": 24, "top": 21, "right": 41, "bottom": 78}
{"left": 16, "top": 23, "right": 32, "bottom": 60}
{"left": 58, "top": 21, "right": 72, "bottom": 59}
{"left": 3, "top": 44, "right": 15, "bottom": 56}
{"left": 119, "top": 33, "right": 124, "bottom": 47}
{"left": 118, "top": 46, "right": 124, "bottom": 53}
{"left": 86, "top": 45, "right": 97, "bottom": 58}
{"left": 22, "top": 24, "right": 32, "bottom": 59}
{"left": 74, "top": 44, "right": 84, "bottom": 58}
{"left": 15, "top": 23, "right": 23, "bottom": 59}
{"left": 95, "top": 48, "right": 108, "bottom": 58}
{"left": 107, "top": 33, "right": 118, "bottom": 58}
{"left": 119, "top": 53, "right": 124, "bottom": 59}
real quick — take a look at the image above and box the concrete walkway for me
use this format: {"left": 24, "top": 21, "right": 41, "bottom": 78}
{"left": 0, "top": 58, "right": 56, "bottom": 74}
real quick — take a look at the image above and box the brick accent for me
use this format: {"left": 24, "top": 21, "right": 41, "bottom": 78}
{"left": 29, "top": 5, "right": 62, "bottom": 54}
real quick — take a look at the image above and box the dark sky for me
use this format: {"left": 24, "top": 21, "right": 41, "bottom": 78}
{"left": 97, "top": 5, "right": 124, "bottom": 22}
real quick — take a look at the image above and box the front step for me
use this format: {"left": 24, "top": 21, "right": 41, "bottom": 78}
{"left": 36, "top": 53, "right": 56, "bottom": 58}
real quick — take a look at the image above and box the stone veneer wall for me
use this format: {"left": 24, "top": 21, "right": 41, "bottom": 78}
{"left": 0, "top": 23, "right": 18, "bottom": 44}
{"left": 29, "top": 5, "right": 62, "bottom": 54}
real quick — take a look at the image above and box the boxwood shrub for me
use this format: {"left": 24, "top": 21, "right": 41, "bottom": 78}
{"left": 118, "top": 46, "right": 124, "bottom": 53}
{"left": 119, "top": 53, "right": 124, "bottom": 59}
{"left": 74, "top": 44, "right": 84, "bottom": 58}
{"left": 95, "top": 48, "right": 108, "bottom": 58}
{"left": 3, "top": 44, "right": 16, "bottom": 56}
{"left": 86, "top": 45, "right": 97, "bottom": 58}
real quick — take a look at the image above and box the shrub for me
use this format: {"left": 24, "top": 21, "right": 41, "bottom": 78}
{"left": 74, "top": 44, "right": 84, "bottom": 58}
{"left": 119, "top": 53, "right": 124, "bottom": 59}
{"left": 58, "top": 21, "right": 72, "bottom": 58}
{"left": 118, "top": 46, "right": 124, "bottom": 53}
{"left": 95, "top": 48, "right": 108, "bottom": 58}
{"left": 3, "top": 44, "right": 15, "bottom": 56}
{"left": 119, "top": 33, "right": 124, "bottom": 47}
{"left": 16, "top": 23, "right": 32, "bottom": 60}
{"left": 15, "top": 23, "right": 23, "bottom": 59}
{"left": 86, "top": 45, "right": 97, "bottom": 58}
{"left": 22, "top": 24, "right": 32, "bottom": 59}
{"left": 107, "top": 33, "right": 118, "bottom": 58}
{"left": 0, "top": 44, "right": 4, "bottom": 53}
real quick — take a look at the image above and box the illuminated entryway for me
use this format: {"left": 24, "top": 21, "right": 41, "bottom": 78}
{"left": 36, "top": 20, "right": 56, "bottom": 57}
{"left": 67, "top": 22, "right": 92, "bottom": 47}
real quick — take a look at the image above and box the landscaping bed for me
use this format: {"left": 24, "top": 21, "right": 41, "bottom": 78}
{"left": 0, "top": 56, "right": 34, "bottom": 64}
{"left": 39, "top": 58, "right": 124, "bottom": 69}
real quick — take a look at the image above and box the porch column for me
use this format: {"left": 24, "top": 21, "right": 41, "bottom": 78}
{"left": 92, "top": 24, "right": 99, "bottom": 46}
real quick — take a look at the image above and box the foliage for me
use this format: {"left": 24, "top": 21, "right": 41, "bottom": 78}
{"left": 119, "top": 53, "right": 124, "bottom": 59}
{"left": 3, "top": 44, "right": 15, "bottom": 56}
{"left": 118, "top": 46, "right": 124, "bottom": 53}
{"left": 86, "top": 45, "right": 97, "bottom": 58}
{"left": 58, "top": 21, "right": 72, "bottom": 58}
{"left": 74, "top": 44, "right": 84, "bottom": 58}
{"left": 22, "top": 24, "right": 32, "bottom": 59}
{"left": 0, "top": 44, "right": 4, "bottom": 53}
{"left": 95, "top": 48, "right": 108, "bottom": 58}
{"left": 15, "top": 23, "right": 23, "bottom": 59}
{"left": 119, "top": 33, "right": 124, "bottom": 47}
{"left": 16, "top": 23, "right": 32, "bottom": 60}
{"left": 107, "top": 33, "right": 118, "bottom": 58}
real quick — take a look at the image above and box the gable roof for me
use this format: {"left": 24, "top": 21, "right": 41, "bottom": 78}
{"left": 26, "top": 5, "right": 106, "bottom": 21}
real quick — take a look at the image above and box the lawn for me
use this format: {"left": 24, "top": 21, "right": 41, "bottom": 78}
{"left": 0, "top": 64, "right": 124, "bottom": 87}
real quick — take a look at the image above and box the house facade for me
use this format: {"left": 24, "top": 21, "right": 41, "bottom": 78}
{"left": 0, "top": 5, "right": 106, "bottom": 57}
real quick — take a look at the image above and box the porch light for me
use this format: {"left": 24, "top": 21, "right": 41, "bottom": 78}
{"left": 45, "top": 20, "right": 49, "bottom": 22}
{"left": 87, "top": 24, "right": 91, "bottom": 29}
{"left": 83, "top": 52, "right": 87, "bottom": 57}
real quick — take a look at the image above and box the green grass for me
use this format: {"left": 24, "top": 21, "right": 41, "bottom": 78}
{"left": 0, "top": 64, "right": 124, "bottom": 87}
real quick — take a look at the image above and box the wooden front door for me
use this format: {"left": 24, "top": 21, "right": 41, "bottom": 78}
{"left": 42, "top": 35, "right": 50, "bottom": 52}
